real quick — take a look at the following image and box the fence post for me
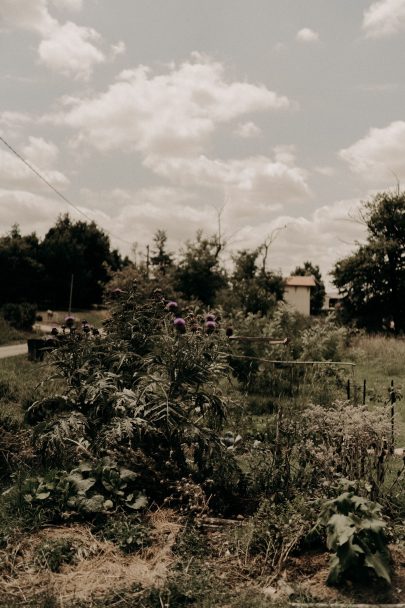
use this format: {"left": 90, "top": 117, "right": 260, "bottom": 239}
{"left": 390, "top": 379, "right": 396, "bottom": 453}
{"left": 347, "top": 379, "right": 351, "bottom": 400}
{"left": 363, "top": 379, "right": 366, "bottom": 405}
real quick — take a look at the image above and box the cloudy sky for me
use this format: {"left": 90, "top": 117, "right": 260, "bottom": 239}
{"left": 1, "top": 0, "right": 405, "bottom": 284}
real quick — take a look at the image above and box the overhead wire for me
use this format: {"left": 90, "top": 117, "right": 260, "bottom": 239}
{"left": 0, "top": 134, "right": 133, "bottom": 246}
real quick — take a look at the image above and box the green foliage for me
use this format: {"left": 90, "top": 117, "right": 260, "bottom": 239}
{"left": 40, "top": 214, "right": 124, "bottom": 308}
{"left": 241, "top": 496, "right": 315, "bottom": 570}
{"left": 0, "top": 316, "right": 27, "bottom": 344}
{"left": 102, "top": 513, "right": 152, "bottom": 553}
{"left": 17, "top": 460, "right": 148, "bottom": 520}
{"left": 231, "top": 248, "right": 284, "bottom": 315}
{"left": 318, "top": 488, "right": 391, "bottom": 586}
{"left": 34, "top": 538, "right": 76, "bottom": 572}
{"left": 332, "top": 190, "right": 405, "bottom": 331}
{"left": 150, "top": 229, "right": 173, "bottom": 275}
{"left": 22, "top": 284, "right": 241, "bottom": 519}
{"left": 2, "top": 302, "right": 37, "bottom": 330}
{"left": 0, "top": 225, "right": 44, "bottom": 307}
{"left": 174, "top": 231, "right": 227, "bottom": 305}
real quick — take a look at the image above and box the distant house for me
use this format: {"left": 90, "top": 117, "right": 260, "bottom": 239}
{"left": 323, "top": 291, "right": 343, "bottom": 311}
{"left": 284, "top": 276, "right": 316, "bottom": 316}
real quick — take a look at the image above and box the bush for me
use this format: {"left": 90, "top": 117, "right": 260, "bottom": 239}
{"left": 317, "top": 487, "right": 391, "bottom": 586}
{"left": 2, "top": 302, "right": 37, "bottom": 330}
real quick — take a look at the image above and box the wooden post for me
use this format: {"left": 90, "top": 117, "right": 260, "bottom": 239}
{"left": 390, "top": 379, "right": 396, "bottom": 452}
{"left": 68, "top": 274, "right": 74, "bottom": 315}
{"left": 363, "top": 379, "right": 366, "bottom": 405}
{"left": 347, "top": 379, "right": 351, "bottom": 400}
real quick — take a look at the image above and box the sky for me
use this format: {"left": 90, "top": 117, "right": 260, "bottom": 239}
{"left": 1, "top": 0, "right": 405, "bottom": 286}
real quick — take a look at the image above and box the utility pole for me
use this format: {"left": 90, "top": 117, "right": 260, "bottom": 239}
{"left": 68, "top": 274, "right": 74, "bottom": 314}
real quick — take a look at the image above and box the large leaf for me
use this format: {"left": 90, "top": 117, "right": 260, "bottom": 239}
{"left": 327, "top": 514, "right": 355, "bottom": 549}
{"left": 67, "top": 472, "right": 96, "bottom": 495}
{"left": 364, "top": 551, "right": 391, "bottom": 584}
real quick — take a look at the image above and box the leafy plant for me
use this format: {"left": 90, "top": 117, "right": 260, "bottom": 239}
{"left": 317, "top": 487, "right": 391, "bottom": 586}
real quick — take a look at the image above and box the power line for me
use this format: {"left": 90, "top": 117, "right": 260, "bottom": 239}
{"left": 0, "top": 135, "right": 133, "bottom": 246}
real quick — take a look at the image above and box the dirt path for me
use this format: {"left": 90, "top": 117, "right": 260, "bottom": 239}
{"left": 0, "top": 343, "right": 28, "bottom": 359}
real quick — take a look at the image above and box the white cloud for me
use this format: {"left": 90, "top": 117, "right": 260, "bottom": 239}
{"left": 0, "top": 0, "right": 105, "bottom": 79}
{"left": 49, "top": 56, "right": 290, "bottom": 155}
{"left": 0, "top": 0, "right": 56, "bottom": 34}
{"left": 228, "top": 198, "right": 365, "bottom": 284}
{"left": 22, "top": 136, "right": 59, "bottom": 168}
{"left": 234, "top": 121, "right": 261, "bottom": 138}
{"left": 296, "top": 28, "right": 319, "bottom": 43}
{"left": 340, "top": 121, "right": 405, "bottom": 182}
{"left": 110, "top": 41, "right": 126, "bottom": 59}
{"left": 0, "top": 145, "right": 68, "bottom": 191}
{"left": 145, "top": 153, "right": 310, "bottom": 206}
{"left": 0, "top": 189, "right": 68, "bottom": 236}
{"left": 51, "top": 0, "right": 83, "bottom": 11}
{"left": 0, "top": 111, "right": 31, "bottom": 138}
{"left": 38, "top": 21, "right": 105, "bottom": 79}
{"left": 363, "top": 0, "right": 405, "bottom": 37}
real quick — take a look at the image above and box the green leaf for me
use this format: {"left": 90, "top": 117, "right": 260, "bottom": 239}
{"left": 67, "top": 472, "right": 96, "bottom": 494}
{"left": 327, "top": 514, "right": 355, "bottom": 549}
{"left": 127, "top": 494, "right": 148, "bottom": 510}
{"left": 364, "top": 551, "right": 391, "bottom": 584}
{"left": 119, "top": 468, "right": 138, "bottom": 482}
{"left": 326, "top": 555, "right": 342, "bottom": 585}
{"left": 78, "top": 494, "right": 106, "bottom": 513}
{"left": 36, "top": 492, "right": 51, "bottom": 500}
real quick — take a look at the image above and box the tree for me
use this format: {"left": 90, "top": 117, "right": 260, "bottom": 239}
{"left": 292, "top": 261, "right": 326, "bottom": 315}
{"left": 332, "top": 190, "right": 405, "bottom": 332}
{"left": 174, "top": 231, "right": 227, "bottom": 305}
{"left": 0, "top": 225, "right": 45, "bottom": 306}
{"left": 40, "top": 214, "right": 124, "bottom": 308}
{"left": 231, "top": 248, "right": 284, "bottom": 315}
{"left": 150, "top": 229, "right": 173, "bottom": 275}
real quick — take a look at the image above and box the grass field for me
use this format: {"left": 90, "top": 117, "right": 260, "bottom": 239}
{"left": 37, "top": 309, "right": 109, "bottom": 329}
{"left": 347, "top": 335, "right": 405, "bottom": 446}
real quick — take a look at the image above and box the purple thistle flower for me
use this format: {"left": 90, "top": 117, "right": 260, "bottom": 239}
{"left": 206, "top": 314, "right": 215, "bottom": 322}
{"left": 174, "top": 317, "right": 186, "bottom": 333}
{"left": 166, "top": 300, "right": 178, "bottom": 312}
{"left": 205, "top": 320, "right": 216, "bottom": 334}
{"left": 65, "top": 316, "right": 75, "bottom": 328}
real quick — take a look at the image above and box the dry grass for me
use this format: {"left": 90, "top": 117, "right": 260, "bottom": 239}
{"left": 0, "top": 510, "right": 180, "bottom": 607}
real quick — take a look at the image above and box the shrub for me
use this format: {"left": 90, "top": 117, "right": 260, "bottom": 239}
{"left": 22, "top": 284, "right": 241, "bottom": 519}
{"left": 2, "top": 302, "right": 37, "bottom": 330}
{"left": 317, "top": 486, "right": 391, "bottom": 586}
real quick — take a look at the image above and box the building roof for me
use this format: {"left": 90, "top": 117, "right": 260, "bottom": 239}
{"left": 284, "top": 276, "right": 316, "bottom": 287}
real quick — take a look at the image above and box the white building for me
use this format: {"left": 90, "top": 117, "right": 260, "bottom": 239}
{"left": 284, "top": 276, "right": 316, "bottom": 316}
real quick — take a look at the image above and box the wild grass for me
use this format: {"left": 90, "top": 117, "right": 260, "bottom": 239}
{"left": 37, "top": 309, "right": 108, "bottom": 329}
{"left": 0, "top": 317, "right": 27, "bottom": 345}
{"left": 0, "top": 355, "right": 49, "bottom": 422}
{"left": 347, "top": 335, "right": 405, "bottom": 446}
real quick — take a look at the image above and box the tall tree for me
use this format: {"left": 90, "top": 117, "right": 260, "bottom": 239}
{"left": 332, "top": 190, "right": 405, "bottom": 331}
{"left": 232, "top": 248, "right": 284, "bottom": 315}
{"left": 150, "top": 229, "right": 173, "bottom": 275}
{"left": 173, "top": 231, "right": 227, "bottom": 305}
{"left": 40, "top": 214, "right": 124, "bottom": 308}
{"left": 292, "top": 261, "right": 326, "bottom": 315}
{"left": 0, "top": 225, "right": 44, "bottom": 306}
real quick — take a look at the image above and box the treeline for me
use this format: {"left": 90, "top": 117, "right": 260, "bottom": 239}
{"left": 108, "top": 229, "right": 325, "bottom": 316}
{"left": 0, "top": 215, "right": 126, "bottom": 311}
{"left": 0, "top": 217, "right": 325, "bottom": 323}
